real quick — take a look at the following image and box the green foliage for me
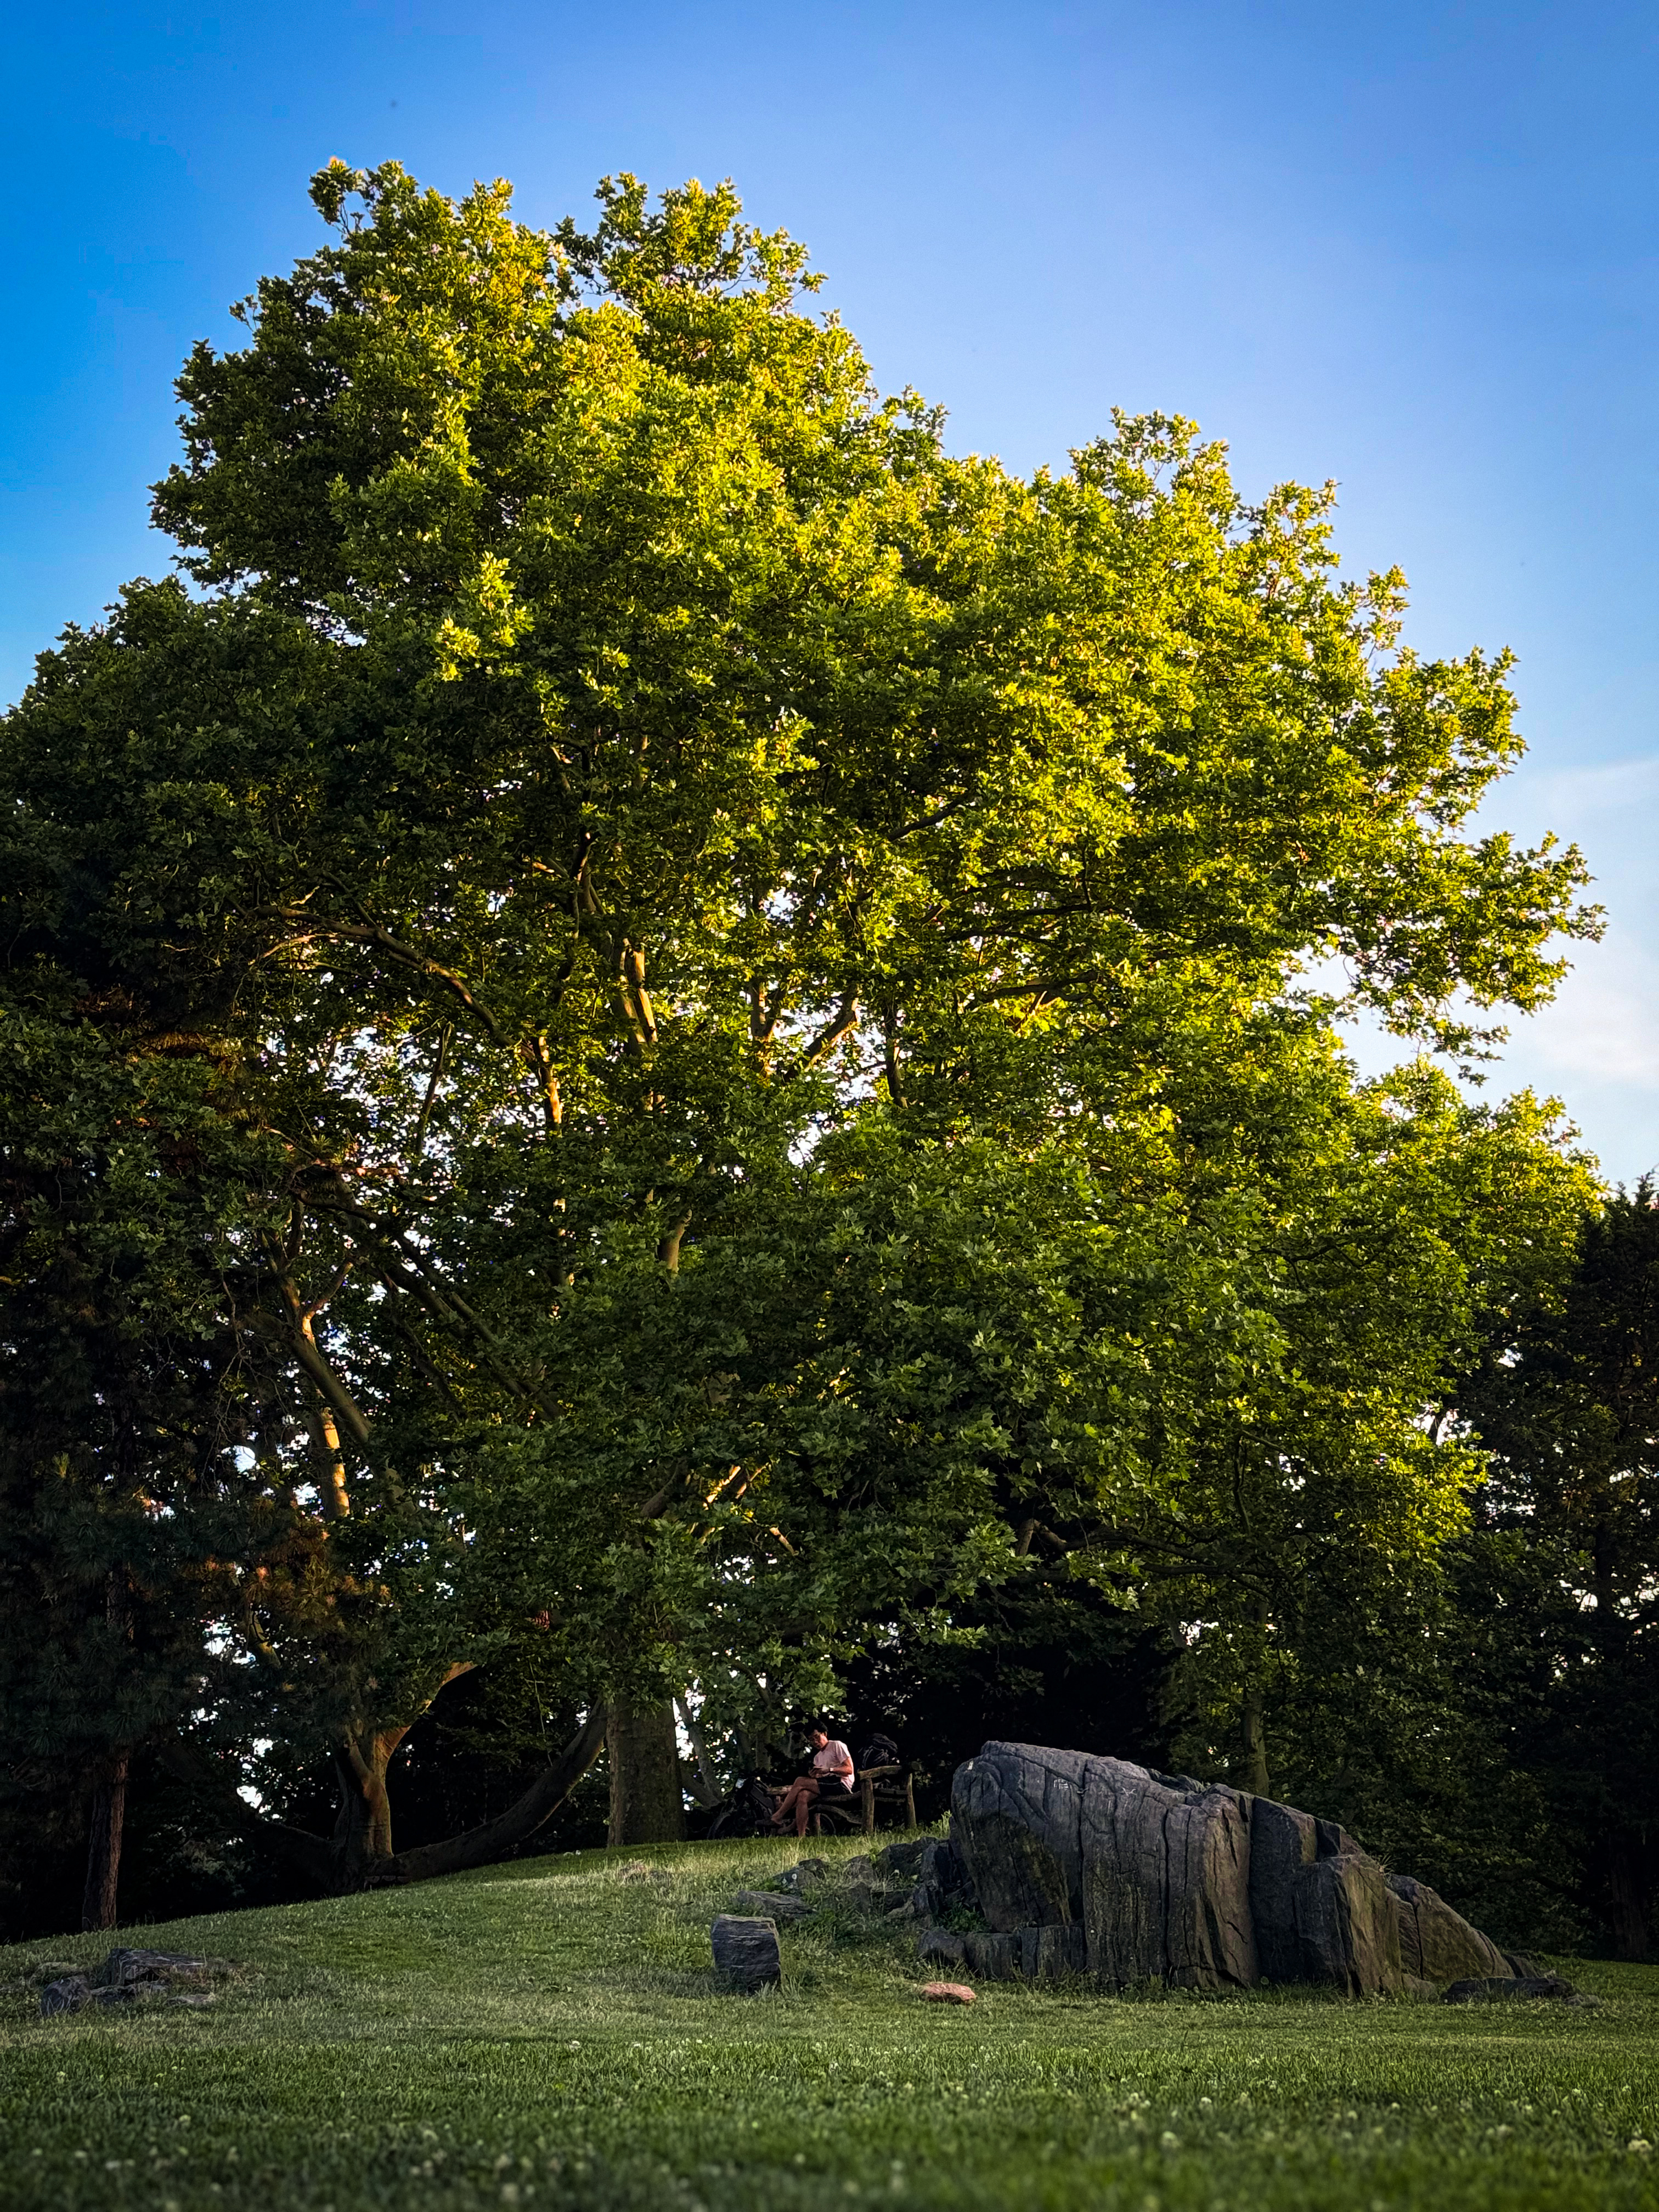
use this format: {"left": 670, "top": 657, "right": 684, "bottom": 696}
{"left": 0, "top": 158, "right": 1606, "bottom": 1889}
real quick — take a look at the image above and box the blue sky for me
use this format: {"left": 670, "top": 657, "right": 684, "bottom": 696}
{"left": 5, "top": 2, "right": 1657, "bottom": 1178}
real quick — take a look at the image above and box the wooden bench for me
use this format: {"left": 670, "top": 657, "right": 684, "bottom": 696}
{"left": 810, "top": 1763, "right": 917, "bottom": 1836}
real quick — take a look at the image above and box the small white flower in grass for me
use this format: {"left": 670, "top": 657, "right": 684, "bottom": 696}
{"left": 1629, "top": 2140, "right": 1652, "bottom": 2154}
{"left": 1160, "top": 2131, "right": 1180, "bottom": 2150}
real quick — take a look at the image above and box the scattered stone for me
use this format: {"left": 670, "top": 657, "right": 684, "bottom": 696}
{"left": 37, "top": 1949, "right": 238, "bottom": 2017}
{"left": 21, "top": 1960, "right": 78, "bottom": 1986}
{"left": 774, "top": 1858, "right": 830, "bottom": 1894}
{"left": 842, "top": 1855, "right": 876, "bottom": 1885}
{"left": 919, "top": 1980, "right": 975, "bottom": 2004}
{"left": 1441, "top": 1975, "right": 1593, "bottom": 2006}
{"left": 887, "top": 1837, "right": 974, "bottom": 1925}
{"left": 39, "top": 1977, "right": 91, "bottom": 2018}
{"left": 873, "top": 1839, "right": 928, "bottom": 1882}
{"left": 731, "top": 1889, "right": 813, "bottom": 1923}
{"left": 712, "top": 1914, "right": 782, "bottom": 1993}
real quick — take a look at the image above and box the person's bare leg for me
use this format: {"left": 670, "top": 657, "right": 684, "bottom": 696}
{"left": 794, "top": 1782, "right": 817, "bottom": 1838}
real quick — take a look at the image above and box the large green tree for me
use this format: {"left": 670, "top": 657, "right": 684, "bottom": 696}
{"left": 1, "top": 159, "right": 1598, "bottom": 1903}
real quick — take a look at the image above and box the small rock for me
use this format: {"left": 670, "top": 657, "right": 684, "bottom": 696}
{"left": 919, "top": 1980, "right": 975, "bottom": 2004}
{"left": 843, "top": 1855, "right": 876, "bottom": 1885}
{"left": 873, "top": 1840, "right": 928, "bottom": 1881}
{"left": 712, "top": 1914, "right": 782, "bottom": 1993}
{"left": 731, "top": 1889, "right": 812, "bottom": 1922}
{"left": 1441, "top": 1974, "right": 1591, "bottom": 2005}
{"left": 775, "top": 1858, "right": 830, "bottom": 1894}
{"left": 40, "top": 1977, "right": 90, "bottom": 2018}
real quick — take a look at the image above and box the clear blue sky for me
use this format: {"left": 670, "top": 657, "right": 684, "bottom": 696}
{"left": 5, "top": 2, "right": 1657, "bottom": 1178}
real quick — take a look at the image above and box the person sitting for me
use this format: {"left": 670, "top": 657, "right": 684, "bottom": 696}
{"left": 768, "top": 1722, "right": 855, "bottom": 1837}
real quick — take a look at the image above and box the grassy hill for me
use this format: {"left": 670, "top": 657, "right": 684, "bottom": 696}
{"left": 3, "top": 1828, "right": 1657, "bottom": 2211}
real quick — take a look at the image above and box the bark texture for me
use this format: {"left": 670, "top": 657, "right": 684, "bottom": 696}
{"left": 950, "top": 1742, "right": 1525, "bottom": 1994}
{"left": 81, "top": 1747, "right": 129, "bottom": 1933}
{"left": 606, "top": 1696, "right": 686, "bottom": 1846}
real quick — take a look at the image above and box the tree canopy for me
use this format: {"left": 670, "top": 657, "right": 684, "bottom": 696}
{"left": 0, "top": 161, "right": 1602, "bottom": 1918}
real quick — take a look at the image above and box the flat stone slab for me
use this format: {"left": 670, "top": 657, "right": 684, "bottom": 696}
{"left": 712, "top": 1914, "right": 782, "bottom": 1992}
{"left": 919, "top": 1980, "right": 975, "bottom": 2004}
{"left": 730, "top": 1889, "right": 812, "bottom": 1922}
{"left": 95, "top": 1949, "right": 229, "bottom": 1987}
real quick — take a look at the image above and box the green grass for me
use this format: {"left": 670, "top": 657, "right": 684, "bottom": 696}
{"left": 3, "top": 1829, "right": 1657, "bottom": 2211}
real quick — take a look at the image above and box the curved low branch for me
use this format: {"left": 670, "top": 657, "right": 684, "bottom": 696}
{"left": 385, "top": 1709, "right": 607, "bottom": 1882}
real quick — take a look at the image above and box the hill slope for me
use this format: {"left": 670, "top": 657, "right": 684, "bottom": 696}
{"left": 3, "top": 1830, "right": 1657, "bottom": 2211}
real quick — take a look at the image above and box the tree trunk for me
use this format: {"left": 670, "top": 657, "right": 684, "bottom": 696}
{"left": 1238, "top": 1591, "right": 1272, "bottom": 1798}
{"left": 607, "top": 1696, "right": 686, "bottom": 1846}
{"left": 81, "top": 1747, "right": 129, "bottom": 1932}
{"left": 1604, "top": 1835, "right": 1651, "bottom": 1961}
{"left": 1239, "top": 1681, "right": 1270, "bottom": 1799}
{"left": 331, "top": 1730, "right": 406, "bottom": 1887}
{"left": 161, "top": 1711, "right": 605, "bottom": 1892}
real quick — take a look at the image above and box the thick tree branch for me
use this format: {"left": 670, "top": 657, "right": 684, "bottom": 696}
{"left": 384, "top": 1709, "right": 607, "bottom": 1881}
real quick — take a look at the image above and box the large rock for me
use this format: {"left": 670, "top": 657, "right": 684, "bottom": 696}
{"left": 952, "top": 1744, "right": 1256, "bottom": 1989}
{"left": 950, "top": 1743, "right": 1519, "bottom": 1998}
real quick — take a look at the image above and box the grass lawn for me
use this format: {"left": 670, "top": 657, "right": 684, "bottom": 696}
{"left": 3, "top": 1828, "right": 1657, "bottom": 2211}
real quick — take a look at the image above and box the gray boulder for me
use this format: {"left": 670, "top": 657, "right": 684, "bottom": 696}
{"left": 952, "top": 1744, "right": 1256, "bottom": 1988}
{"left": 711, "top": 1914, "right": 782, "bottom": 1992}
{"left": 950, "top": 1742, "right": 1521, "bottom": 1998}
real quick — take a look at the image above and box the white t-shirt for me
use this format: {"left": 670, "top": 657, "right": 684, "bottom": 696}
{"left": 811, "top": 1740, "right": 854, "bottom": 1787}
